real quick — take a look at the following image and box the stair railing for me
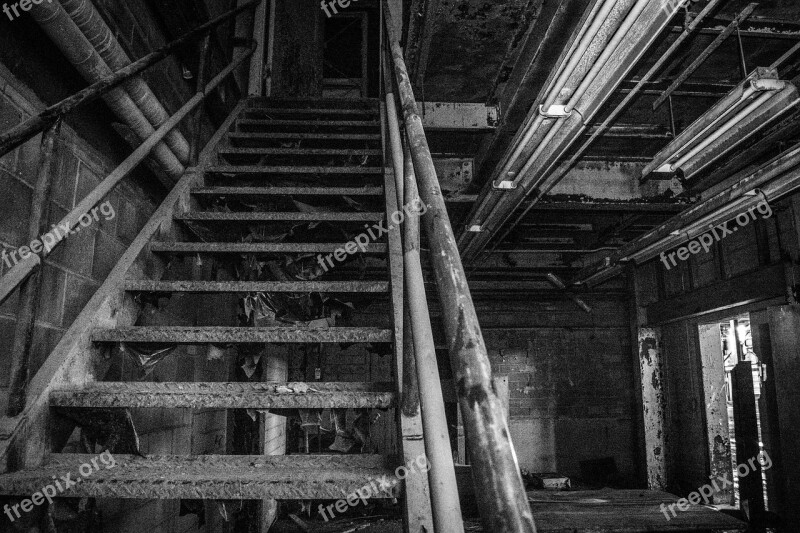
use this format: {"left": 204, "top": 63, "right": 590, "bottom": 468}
{"left": 0, "top": 0, "right": 259, "bottom": 416}
{"left": 381, "top": 2, "right": 538, "bottom": 532}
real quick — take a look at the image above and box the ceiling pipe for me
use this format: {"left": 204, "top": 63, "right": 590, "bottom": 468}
{"left": 28, "top": 0, "right": 185, "bottom": 180}
{"left": 457, "top": 0, "right": 639, "bottom": 244}
{"left": 59, "top": 0, "right": 191, "bottom": 165}
{"left": 483, "top": 0, "right": 725, "bottom": 258}
{"left": 459, "top": 0, "right": 682, "bottom": 262}
{"left": 574, "top": 142, "right": 800, "bottom": 286}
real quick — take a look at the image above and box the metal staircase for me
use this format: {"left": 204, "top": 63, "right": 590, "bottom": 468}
{"left": 0, "top": 97, "right": 428, "bottom": 517}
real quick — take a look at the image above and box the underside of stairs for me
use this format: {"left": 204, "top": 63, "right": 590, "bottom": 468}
{"left": 0, "top": 97, "right": 431, "bottom": 527}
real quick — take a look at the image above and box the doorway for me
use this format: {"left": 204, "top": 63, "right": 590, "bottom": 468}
{"left": 322, "top": 12, "right": 368, "bottom": 98}
{"left": 697, "top": 314, "right": 771, "bottom": 519}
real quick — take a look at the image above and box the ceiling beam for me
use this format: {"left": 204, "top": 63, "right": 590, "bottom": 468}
{"left": 653, "top": 3, "right": 758, "bottom": 110}
{"left": 416, "top": 102, "right": 498, "bottom": 130}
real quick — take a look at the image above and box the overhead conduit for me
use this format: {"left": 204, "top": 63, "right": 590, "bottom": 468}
{"left": 458, "top": 0, "right": 683, "bottom": 262}
{"left": 60, "top": 0, "right": 191, "bottom": 166}
{"left": 28, "top": 0, "right": 185, "bottom": 180}
{"left": 574, "top": 142, "right": 800, "bottom": 286}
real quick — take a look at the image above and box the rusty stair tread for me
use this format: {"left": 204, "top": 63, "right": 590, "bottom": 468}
{"left": 0, "top": 454, "right": 399, "bottom": 500}
{"left": 150, "top": 242, "right": 388, "bottom": 253}
{"left": 206, "top": 165, "right": 384, "bottom": 174}
{"left": 237, "top": 119, "right": 380, "bottom": 127}
{"left": 228, "top": 132, "right": 381, "bottom": 141}
{"left": 92, "top": 326, "right": 393, "bottom": 343}
{"left": 244, "top": 108, "right": 378, "bottom": 116}
{"left": 125, "top": 280, "right": 390, "bottom": 293}
{"left": 191, "top": 186, "right": 384, "bottom": 196}
{"left": 176, "top": 211, "right": 383, "bottom": 222}
{"left": 218, "top": 147, "right": 382, "bottom": 155}
{"left": 50, "top": 382, "right": 396, "bottom": 409}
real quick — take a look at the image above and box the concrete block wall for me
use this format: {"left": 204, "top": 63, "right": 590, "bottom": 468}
{"left": 0, "top": 65, "right": 158, "bottom": 414}
{"left": 471, "top": 296, "right": 637, "bottom": 481}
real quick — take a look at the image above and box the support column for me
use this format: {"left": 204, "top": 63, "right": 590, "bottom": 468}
{"left": 639, "top": 327, "right": 667, "bottom": 490}
{"left": 259, "top": 347, "right": 288, "bottom": 532}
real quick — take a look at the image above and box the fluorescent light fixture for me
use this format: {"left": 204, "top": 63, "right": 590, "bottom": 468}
{"left": 642, "top": 67, "right": 799, "bottom": 182}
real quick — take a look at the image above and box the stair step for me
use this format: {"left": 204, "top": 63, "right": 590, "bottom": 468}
{"left": 151, "top": 242, "right": 388, "bottom": 254}
{"left": 125, "top": 280, "right": 389, "bottom": 293}
{"left": 51, "top": 382, "right": 396, "bottom": 409}
{"left": 207, "top": 165, "right": 384, "bottom": 175}
{"left": 228, "top": 132, "right": 381, "bottom": 141}
{"left": 176, "top": 211, "right": 384, "bottom": 223}
{"left": 244, "top": 108, "right": 378, "bottom": 117}
{"left": 0, "top": 454, "right": 399, "bottom": 500}
{"left": 237, "top": 119, "right": 380, "bottom": 128}
{"left": 218, "top": 148, "right": 382, "bottom": 156}
{"left": 247, "top": 97, "right": 379, "bottom": 109}
{"left": 191, "top": 186, "right": 384, "bottom": 197}
{"left": 93, "top": 326, "right": 392, "bottom": 344}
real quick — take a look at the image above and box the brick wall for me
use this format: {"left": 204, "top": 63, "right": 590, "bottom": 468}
{"left": 0, "top": 65, "right": 158, "bottom": 414}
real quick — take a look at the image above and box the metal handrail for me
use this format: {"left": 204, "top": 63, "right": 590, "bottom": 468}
{"left": 382, "top": 2, "right": 537, "bottom": 531}
{"left": 0, "top": 0, "right": 260, "bottom": 157}
{"left": 0, "top": 43, "right": 256, "bottom": 307}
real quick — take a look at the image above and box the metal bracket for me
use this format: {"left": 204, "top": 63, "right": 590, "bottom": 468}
{"left": 492, "top": 180, "right": 518, "bottom": 190}
{"left": 539, "top": 104, "right": 572, "bottom": 118}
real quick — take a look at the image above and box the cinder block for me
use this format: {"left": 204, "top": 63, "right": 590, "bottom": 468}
{"left": 0, "top": 170, "right": 32, "bottom": 246}
{"left": 91, "top": 231, "right": 125, "bottom": 281}
{"left": 29, "top": 324, "right": 64, "bottom": 377}
{"left": 0, "top": 317, "right": 17, "bottom": 387}
{"left": 116, "top": 198, "right": 139, "bottom": 245}
{"left": 74, "top": 161, "right": 101, "bottom": 205}
{"left": 35, "top": 263, "right": 66, "bottom": 327}
{"left": 98, "top": 191, "right": 119, "bottom": 236}
{"left": 0, "top": 94, "right": 21, "bottom": 171}
{"left": 52, "top": 146, "right": 79, "bottom": 209}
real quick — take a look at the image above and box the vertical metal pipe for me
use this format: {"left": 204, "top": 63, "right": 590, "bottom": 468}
{"left": 191, "top": 35, "right": 212, "bottom": 165}
{"left": 249, "top": 0, "right": 269, "bottom": 95}
{"left": 383, "top": 4, "right": 536, "bottom": 531}
{"left": 264, "top": 0, "right": 277, "bottom": 97}
{"left": 403, "top": 146, "right": 465, "bottom": 533}
{"left": 7, "top": 119, "right": 62, "bottom": 416}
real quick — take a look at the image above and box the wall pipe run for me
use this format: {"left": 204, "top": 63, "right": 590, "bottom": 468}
{"left": 60, "top": 0, "right": 191, "bottom": 165}
{"left": 383, "top": 3, "right": 537, "bottom": 531}
{"left": 0, "top": 43, "right": 256, "bottom": 307}
{"left": 0, "top": 0, "right": 260, "bottom": 157}
{"left": 28, "top": 0, "right": 184, "bottom": 179}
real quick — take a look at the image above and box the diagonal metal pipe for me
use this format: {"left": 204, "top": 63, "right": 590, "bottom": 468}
{"left": 28, "top": 0, "right": 185, "bottom": 179}
{"left": 459, "top": 0, "right": 682, "bottom": 263}
{"left": 59, "top": 0, "right": 191, "bottom": 165}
